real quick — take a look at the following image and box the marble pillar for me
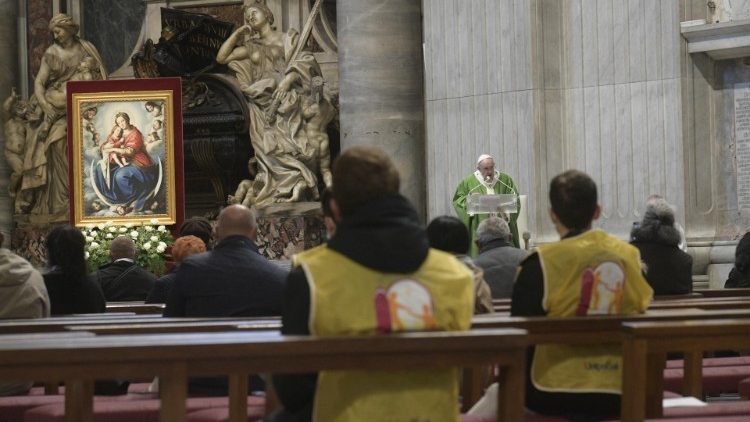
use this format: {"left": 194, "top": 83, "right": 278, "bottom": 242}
{"left": 0, "top": 0, "right": 18, "bottom": 247}
{"left": 336, "top": 0, "right": 426, "bottom": 219}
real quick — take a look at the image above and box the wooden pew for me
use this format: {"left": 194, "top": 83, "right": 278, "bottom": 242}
{"left": 695, "top": 287, "right": 750, "bottom": 298}
{"left": 621, "top": 318, "right": 750, "bottom": 422}
{"left": 0, "top": 315, "right": 278, "bottom": 334}
{"left": 0, "top": 328, "right": 527, "bottom": 422}
{"left": 493, "top": 295, "right": 750, "bottom": 313}
{"left": 106, "top": 302, "right": 166, "bottom": 314}
{"left": 464, "top": 308, "right": 750, "bottom": 410}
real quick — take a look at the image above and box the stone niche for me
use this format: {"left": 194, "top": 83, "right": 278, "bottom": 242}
{"left": 681, "top": 6, "right": 750, "bottom": 287}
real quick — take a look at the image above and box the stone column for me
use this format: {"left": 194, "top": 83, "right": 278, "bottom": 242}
{"left": 336, "top": 0, "right": 426, "bottom": 219}
{"left": 0, "top": 0, "right": 19, "bottom": 247}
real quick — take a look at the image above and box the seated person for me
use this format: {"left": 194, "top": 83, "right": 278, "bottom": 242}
{"left": 179, "top": 216, "right": 213, "bottom": 250}
{"left": 511, "top": 170, "right": 653, "bottom": 420}
{"left": 725, "top": 231, "right": 750, "bottom": 288}
{"left": 473, "top": 217, "right": 527, "bottom": 299}
{"left": 0, "top": 231, "right": 50, "bottom": 395}
{"left": 146, "top": 235, "right": 205, "bottom": 304}
{"left": 94, "top": 236, "right": 156, "bottom": 301}
{"left": 165, "top": 205, "right": 286, "bottom": 395}
{"left": 271, "top": 146, "right": 474, "bottom": 422}
{"left": 426, "top": 215, "right": 494, "bottom": 314}
{"left": 43, "top": 225, "right": 106, "bottom": 315}
{"left": 630, "top": 198, "right": 693, "bottom": 295}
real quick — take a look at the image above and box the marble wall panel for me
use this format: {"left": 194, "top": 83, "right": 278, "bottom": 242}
{"left": 424, "top": 0, "right": 683, "bottom": 243}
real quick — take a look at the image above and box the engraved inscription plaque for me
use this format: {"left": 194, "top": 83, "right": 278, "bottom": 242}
{"left": 735, "top": 83, "right": 750, "bottom": 209}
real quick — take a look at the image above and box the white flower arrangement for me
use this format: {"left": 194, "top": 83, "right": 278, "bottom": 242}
{"left": 82, "top": 221, "right": 174, "bottom": 275}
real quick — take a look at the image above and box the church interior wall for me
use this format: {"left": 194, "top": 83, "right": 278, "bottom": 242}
{"left": 424, "top": 0, "right": 685, "bottom": 248}
{"left": 0, "top": 0, "right": 747, "bottom": 289}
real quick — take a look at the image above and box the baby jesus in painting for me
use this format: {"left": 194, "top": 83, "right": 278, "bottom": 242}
{"left": 102, "top": 125, "right": 129, "bottom": 168}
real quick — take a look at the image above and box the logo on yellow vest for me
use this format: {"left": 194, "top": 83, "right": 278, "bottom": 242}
{"left": 576, "top": 261, "right": 625, "bottom": 316}
{"left": 374, "top": 279, "right": 437, "bottom": 333}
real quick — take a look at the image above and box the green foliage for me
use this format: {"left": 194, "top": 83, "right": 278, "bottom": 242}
{"left": 81, "top": 219, "right": 174, "bottom": 276}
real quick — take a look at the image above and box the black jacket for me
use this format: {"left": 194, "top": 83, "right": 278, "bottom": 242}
{"left": 145, "top": 269, "right": 176, "bottom": 304}
{"left": 725, "top": 267, "right": 750, "bottom": 288}
{"left": 164, "top": 235, "right": 286, "bottom": 317}
{"left": 95, "top": 260, "right": 156, "bottom": 302}
{"left": 631, "top": 223, "right": 692, "bottom": 295}
{"left": 43, "top": 270, "right": 106, "bottom": 315}
{"left": 271, "top": 194, "right": 430, "bottom": 421}
{"left": 164, "top": 235, "right": 286, "bottom": 396}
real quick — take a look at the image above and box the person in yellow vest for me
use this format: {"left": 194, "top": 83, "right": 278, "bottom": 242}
{"left": 271, "top": 146, "right": 475, "bottom": 422}
{"left": 511, "top": 170, "right": 653, "bottom": 420}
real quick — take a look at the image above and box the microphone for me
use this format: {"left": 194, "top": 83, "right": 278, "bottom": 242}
{"left": 522, "top": 231, "right": 531, "bottom": 250}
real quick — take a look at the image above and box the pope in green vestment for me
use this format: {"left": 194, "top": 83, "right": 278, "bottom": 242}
{"left": 452, "top": 155, "right": 520, "bottom": 256}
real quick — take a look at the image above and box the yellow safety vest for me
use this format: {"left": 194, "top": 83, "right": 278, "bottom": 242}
{"left": 532, "top": 229, "right": 653, "bottom": 394}
{"left": 297, "top": 246, "right": 474, "bottom": 422}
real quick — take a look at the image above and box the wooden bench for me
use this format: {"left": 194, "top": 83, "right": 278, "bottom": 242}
{"left": 621, "top": 318, "right": 750, "bottom": 422}
{"left": 696, "top": 288, "right": 750, "bottom": 298}
{"left": 0, "top": 316, "right": 278, "bottom": 334}
{"left": 0, "top": 328, "right": 527, "bottom": 422}
{"left": 106, "top": 302, "right": 166, "bottom": 314}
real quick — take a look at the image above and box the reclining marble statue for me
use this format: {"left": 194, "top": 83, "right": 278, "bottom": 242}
{"left": 3, "top": 14, "right": 107, "bottom": 223}
{"left": 217, "top": 0, "right": 335, "bottom": 208}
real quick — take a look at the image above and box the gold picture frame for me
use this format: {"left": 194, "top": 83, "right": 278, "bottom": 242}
{"left": 67, "top": 78, "right": 184, "bottom": 227}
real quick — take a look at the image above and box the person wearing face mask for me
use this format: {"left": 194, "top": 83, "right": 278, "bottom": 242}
{"left": 452, "top": 154, "right": 520, "bottom": 255}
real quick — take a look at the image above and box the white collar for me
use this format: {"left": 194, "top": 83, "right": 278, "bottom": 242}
{"left": 474, "top": 170, "right": 498, "bottom": 189}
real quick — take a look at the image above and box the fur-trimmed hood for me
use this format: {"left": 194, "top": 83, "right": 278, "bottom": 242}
{"left": 630, "top": 218, "right": 681, "bottom": 247}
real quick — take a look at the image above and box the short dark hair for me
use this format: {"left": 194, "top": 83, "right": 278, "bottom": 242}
{"left": 332, "top": 146, "right": 400, "bottom": 216}
{"left": 426, "top": 216, "right": 470, "bottom": 255}
{"left": 110, "top": 236, "right": 136, "bottom": 260}
{"left": 46, "top": 225, "right": 87, "bottom": 280}
{"left": 549, "top": 170, "right": 598, "bottom": 231}
{"left": 180, "top": 217, "right": 213, "bottom": 247}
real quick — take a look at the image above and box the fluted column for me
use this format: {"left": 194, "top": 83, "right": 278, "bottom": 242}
{"left": 0, "top": 0, "right": 18, "bottom": 247}
{"left": 336, "top": 0, "right": 426, "bottom": 219}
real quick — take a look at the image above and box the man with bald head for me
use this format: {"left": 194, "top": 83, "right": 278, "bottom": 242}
{"left": 94, "top": 235, "right": 156, "bottom": 301}
{"left": 164, "top": 204, "right": 285, "bottom": 318}
{"left": 165, "top": 205, "right": 286, "bottom": 395}
{"left": 452, "top": 154, "right": 520, "bottom": 255}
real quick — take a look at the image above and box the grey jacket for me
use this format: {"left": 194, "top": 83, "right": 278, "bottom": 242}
{"left": 473, "top": 239, "right": 527, "bottom": 299}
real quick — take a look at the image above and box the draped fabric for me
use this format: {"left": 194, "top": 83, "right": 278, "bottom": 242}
{"left": 227, "top": 30, "right": 324, "bottom": 207}
{"left": 21, "top": 38, "right": 106, "bottom": 217}
{"left": 92, "top": 126, "right": 158, "bottom": 212}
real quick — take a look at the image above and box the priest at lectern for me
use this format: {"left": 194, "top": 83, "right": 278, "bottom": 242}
{"left": 452, "top": 154, "right": 520, "bottom": 255}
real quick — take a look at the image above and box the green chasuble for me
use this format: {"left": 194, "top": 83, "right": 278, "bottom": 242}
{"left": 452, "top": 171, "right": 520, "bottom": 256}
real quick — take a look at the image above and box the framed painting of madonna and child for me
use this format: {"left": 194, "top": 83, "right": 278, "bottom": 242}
{"left": 66, "top": 78, "right": 184, "bottom": 227}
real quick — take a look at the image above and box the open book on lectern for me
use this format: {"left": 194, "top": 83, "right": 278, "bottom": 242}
{"left": 467, "top": 193, "right": 518, "bottom": 217}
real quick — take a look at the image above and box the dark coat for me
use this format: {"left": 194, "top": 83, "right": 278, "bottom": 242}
{"left": 631, "top": 222, "right": 693, "bottom": 295}
{"left": 145, "top": 269, "right": 176, "bottom": 304}
{"left": 473, "top": 239, "right": 527, "bottom": 299}
{"left": 164, "top": 235, "right": 286, "bottom": 318}
{"left": 43, "top": 271, "right": 106, "bottom": 315}
{"left": 94, "top": 260, "right": 157, "bottom": 302}
{"left": 163, "top": 234, "right": 286, "bottom": 396}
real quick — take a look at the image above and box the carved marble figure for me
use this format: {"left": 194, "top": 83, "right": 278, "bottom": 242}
{"left": 19, "top": 14, "right": 107, "bottom": 221}
{"left": 3, "top": 88, "right": 31, "bottom": 213}
{"left": 217, "top": 0, "right": 334, "bottom": 208}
